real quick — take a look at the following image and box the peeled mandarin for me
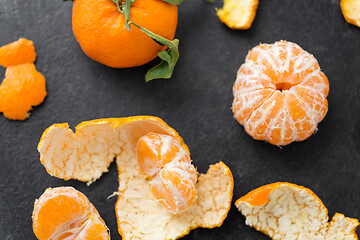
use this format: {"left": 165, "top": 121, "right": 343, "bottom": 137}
{"left": 233, "top": 41, "right": 329, "bottom": 145}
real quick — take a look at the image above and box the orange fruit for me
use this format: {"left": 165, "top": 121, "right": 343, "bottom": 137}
{"left": 32, "top": 187, "right": 110, "bottom": 240}
{"left": 235, "top": 182, "right": 359, "bottom": 239}
{"left": 137, "top": 133, "right": 198, "bottom": 213}
{"left": 38, "top": 116, "right": 234, "bottom": 239}
{"left": 0, "top": 38, "right": 46, "bottom": 120}
{"left": 232, "top": 40, "right": 329, "bottom": 145}
{"left": 341, "top": 0, "right": 360, "bottom": 28}
{"left": 217, "top": 0, "right": 259, "bottom": 30}
{"left": 72, "top": 0, "right": 178, "bottom": 68}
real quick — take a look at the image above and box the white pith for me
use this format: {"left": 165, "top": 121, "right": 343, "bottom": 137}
{"left": 236, "top": 184, "right": 359, "bottom": 240}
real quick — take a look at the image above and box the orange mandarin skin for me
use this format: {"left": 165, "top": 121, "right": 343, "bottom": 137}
{"left": 0, "top": 38, "right": 46, "bottom": 120}
{"left": 72, "top": 0, "right": 178, "bottom": 68}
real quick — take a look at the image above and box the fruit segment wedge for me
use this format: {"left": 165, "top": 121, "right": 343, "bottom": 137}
{"left": 38, "top": 116, "right": 234, "bottom": 240}
{"left": 137, "top": 133, "right": 198, "bottom": 214}
{"left": 235, "top": 182, "right": 359, "bottom": 239}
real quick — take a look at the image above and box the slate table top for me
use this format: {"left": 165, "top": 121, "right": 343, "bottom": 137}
{"left": 1, "top": 0, "right": 360, "bottom": 239}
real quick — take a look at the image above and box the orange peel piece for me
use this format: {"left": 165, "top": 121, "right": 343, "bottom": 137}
{"left": 341, "top": 0, "right": 360, "bottom": 28}
{"left": 37, "top": 116, "right": 234, "bottom": 239}
{"left": 235, "top": 182, "right": 359, "bottom": 239}
{"left": 32, "top": 187, "right": 110, "bottom": 240}
{"left": 217, "top": 0, "right": 259, "bottom": 30}
{"left": 0, "top": 38, "right": 46, "bottom": 120}
{"left": 0, "top": 38, "right": 36, "bottom": 68}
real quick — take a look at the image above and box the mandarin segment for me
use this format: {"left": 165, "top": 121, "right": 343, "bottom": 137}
{"left": 32, "top": 187, "right": 109, "bottom": 240}
{"left": 235, "top": 183, "right": 359, "bottom": 239}
{"left": 136, "top": 133, "right": 191, "bottom": 177}
{"left": 150, "top": 158, "right": 197, "bottom": 213}
{"left": 217, "top": 0, "right": 259, "bottom": 30}
{"left": 137, "top": 133, "right": 197, "bottom": 213}
{"left": 0, "top": 38, "right": 46, "bottom": 121}
{"left": 341, "top": 0, "right": 360, "bottom": 28}
{"left": 37, "top": 117, "right": 234, "bottom": 240}
{"left": 232, "top": 41, "right": 329, "bottom": 145}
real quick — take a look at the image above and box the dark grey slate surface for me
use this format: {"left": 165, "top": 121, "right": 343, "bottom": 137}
{"left": 0, "top": 0, "right": 359, "bottom": 239}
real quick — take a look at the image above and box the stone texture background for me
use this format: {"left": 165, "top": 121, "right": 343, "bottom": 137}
{"left": 0, "top": 0, "right": 359, "bottom": 239}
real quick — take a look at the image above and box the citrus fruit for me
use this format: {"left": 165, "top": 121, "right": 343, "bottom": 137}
{"left": 32, "top": 187, "right": 110, "bottom": 240}
{"left": 0, "top": 38, "right": 46, "bottom": 120}
{"left": 341, "top": 0, "right": 360, "bottom": 28}
{"left": 217, "top": 0, "right": 259, "bottom": 30}
{"left": 236, "top": 182, "right": 359, "bottom": 239}
{"left": 72, "top": 0, "right": 178, "bottom": 68}
{"left": 232, "top": 40, "right": 329, "bottom": 145}
{"left": 137, "top": 133, "right": 198, "bottom": 213}
{"left": 38, "top": 116, "right": 234, "bottom": 239}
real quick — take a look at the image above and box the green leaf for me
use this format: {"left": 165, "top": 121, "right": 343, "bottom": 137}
{"left": 160, "top": 0, "right": 186, "bottom": 5}
{"left": 130, "top": 21, "right": 180, "bottom": 82}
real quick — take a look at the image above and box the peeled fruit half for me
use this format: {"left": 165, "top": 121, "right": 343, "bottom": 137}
{"left": 341, "top": 0, "right": 360, "bottom": 28}
{"left": 235, "top": 182, "right": 359, "bottom": 239}
{"left": 38, "top": 116, "right": 234, "bottom": 239}
{"left": 32, "top": 187, "right": 110, "bottom": 240}
{"left": 217, "top": 0, "right": 259, "bottom": 30}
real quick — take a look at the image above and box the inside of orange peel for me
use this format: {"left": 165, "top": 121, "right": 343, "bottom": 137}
{"left": 37, "top": 116, "right": 234, "bottom": 239}
{"left": 341, "top": 0, "right": 360, "bottom": 28}
{"left": 235, "top": 182, "right": 359, "bottom": 239}
{"left": 32, "top": 187, "right": 110, "bottom": 240}
{"left": 0, "top": 38, "right": 46, "bottom": 120}
{"left": 217, "top": 0, "right": 259, "bottom": 30}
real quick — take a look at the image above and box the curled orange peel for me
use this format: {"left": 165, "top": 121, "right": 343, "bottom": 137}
{"left": 32, "top": 187, "right": 110, "bottom": 240}
{"left": 37, "top": 116, "right": 234, "bottom": 239}
{"left": 0, "top": 38, "right": 46, "bottom": 120}
{"left": 235, "top": 182, "right": 359, "bottom": 239}
{"left": 341, "top": 0, "right": 360, "bottom": 28}
{"left": 217, "top": 0, "right": 259, "bottom": 30}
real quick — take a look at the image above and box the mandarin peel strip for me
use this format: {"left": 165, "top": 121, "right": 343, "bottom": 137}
{"left": 341, "top": 0, "right": 360, "bottom": 28}
{"left": 217, "top": 0, "right": 259, "bottom": 30}
{"left": 0, "top": 38, "right": 46, "bottom": 120}
{"left": 235, "top": 182, "right": 359, "bottom": 240}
